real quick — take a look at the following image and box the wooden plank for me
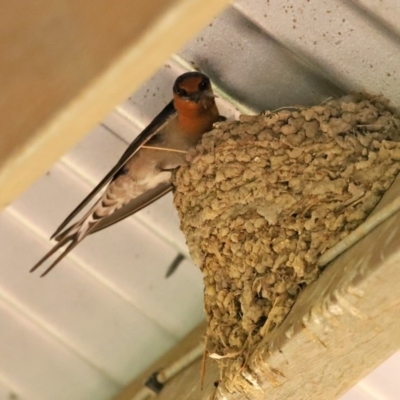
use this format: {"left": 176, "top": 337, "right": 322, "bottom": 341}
{"left": 121, "top": 175, "right": 400, "bottom": 399}
{"left": 0, "top": 0, "right": 229, "bottom": 209}
{"left": 156, "top": 357, "right": 219, "bottom": 400}
{"left": 113, "top": 321, "right": 208, "bottom": 400}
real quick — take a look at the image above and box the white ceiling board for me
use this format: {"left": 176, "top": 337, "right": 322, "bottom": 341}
{"left": 235, "top": 0, "right": 400, "bottom": 107}
{"left": 134, "top": 192, "right": 190, "bottom": 255}
{"left": 179, "top": 7, "right": 343, "bottom": 111}
{"left": 352, "top": 0, "right": 400, "bottom": 38}
{"left": 0, "top": 298, "right": 117, "bottom": 400}
{"left": 0, "top": 212, "right": 176, "bottom": 384}
{"left": 69, "top": 220, "right": 205, "bottom": 338}
{"left": 61, "top": 125, "right": 128, "bottom": 187}
{"left": 123, "top": 61, "right": 181, "bottom": 131}
{"left": 101, "top": 109, "right": 140, "bottom": 147}
{"left": 99, "top": 61, "right": 182, "bottom": 146}
{"left": 10, "top": 164, "right": 90, "bottom": 238}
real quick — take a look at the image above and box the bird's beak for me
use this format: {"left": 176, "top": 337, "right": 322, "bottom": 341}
{"left": 191, "top": 90, "right": 215, "bottom": 103}
{"left": 203, "top": 90, "right": 215, "bottom": 99}
{"left": 190, "top": 93, "right": 202, "bottom": 103}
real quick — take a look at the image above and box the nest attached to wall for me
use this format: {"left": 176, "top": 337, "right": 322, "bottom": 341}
{"left": 173, "top": 95, "right": 400, "bottom": 392}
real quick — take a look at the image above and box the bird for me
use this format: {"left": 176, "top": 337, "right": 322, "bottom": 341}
{"left": 30, "top": 71, "right": 221, "bottom": 277}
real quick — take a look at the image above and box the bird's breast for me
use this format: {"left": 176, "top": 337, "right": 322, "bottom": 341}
{"left": 178, "top": 108, "right": 219, "bottom": 143}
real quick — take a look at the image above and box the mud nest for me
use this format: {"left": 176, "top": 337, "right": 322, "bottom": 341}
{"left": 173, "top": 95, "right": 400, "bottom": 386}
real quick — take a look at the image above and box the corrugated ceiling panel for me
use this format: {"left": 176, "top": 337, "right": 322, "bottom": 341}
{"left": 352, "top": 0, "right": 400, "bottom": 37}
{"left": 0, "top": 292, "right": 117, "bottom": 400}
{"left": 180, "top": 7, "right": 344, "bottom": 110}
{"left": 0, "top": 211, "right": 176, "bottom": 384}
{"left": 2, "top": 0, "right": 400, "bottom": 398}
{"left": 235, "top": 0, "right": 400, "bottom": 106}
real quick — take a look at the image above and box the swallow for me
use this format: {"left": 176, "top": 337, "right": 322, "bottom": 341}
{"left": 30, "top": 72, "right": 220, "bottom": 277}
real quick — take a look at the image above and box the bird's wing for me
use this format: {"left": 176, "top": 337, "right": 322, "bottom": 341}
{"left": 51, "top": 101, "right": 176, "bottom": 239}
{"left": 89, "top": 182, "right": 172, "bottom": 234}
{"left": 30, "top": 183, "right": 173, "bottom": 277}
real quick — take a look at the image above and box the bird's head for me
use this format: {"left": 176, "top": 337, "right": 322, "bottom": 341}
{"left": 173, "top": 72, "right": 215, "bottom": 113}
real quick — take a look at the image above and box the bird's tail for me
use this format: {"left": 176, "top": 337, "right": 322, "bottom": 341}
{"left": 29, "top": 207, "right": 101, "bottom": 277}
{"left": 30, "top": 188, "right": 125, "bottom": 277}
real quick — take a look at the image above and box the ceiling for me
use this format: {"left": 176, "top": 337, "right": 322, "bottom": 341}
{"left": 1, "top": 0, "right": 399, "bottom": 399}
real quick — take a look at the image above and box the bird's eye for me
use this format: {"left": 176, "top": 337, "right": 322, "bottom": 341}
{"left": 198, "top": 80, "right": 209, "bottom": 91}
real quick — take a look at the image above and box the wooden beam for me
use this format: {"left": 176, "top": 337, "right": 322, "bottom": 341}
{"left": 121, "top": 175, "right": 400, "bottom": 399}
{"left": 113, "top": 321, "right": 212, "bottom": 400}
{"left": 0, "top": 0, "right": 230, "bottom": 209}
{"left": 156, "top": 357, "right": 219, "bottom": 400}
